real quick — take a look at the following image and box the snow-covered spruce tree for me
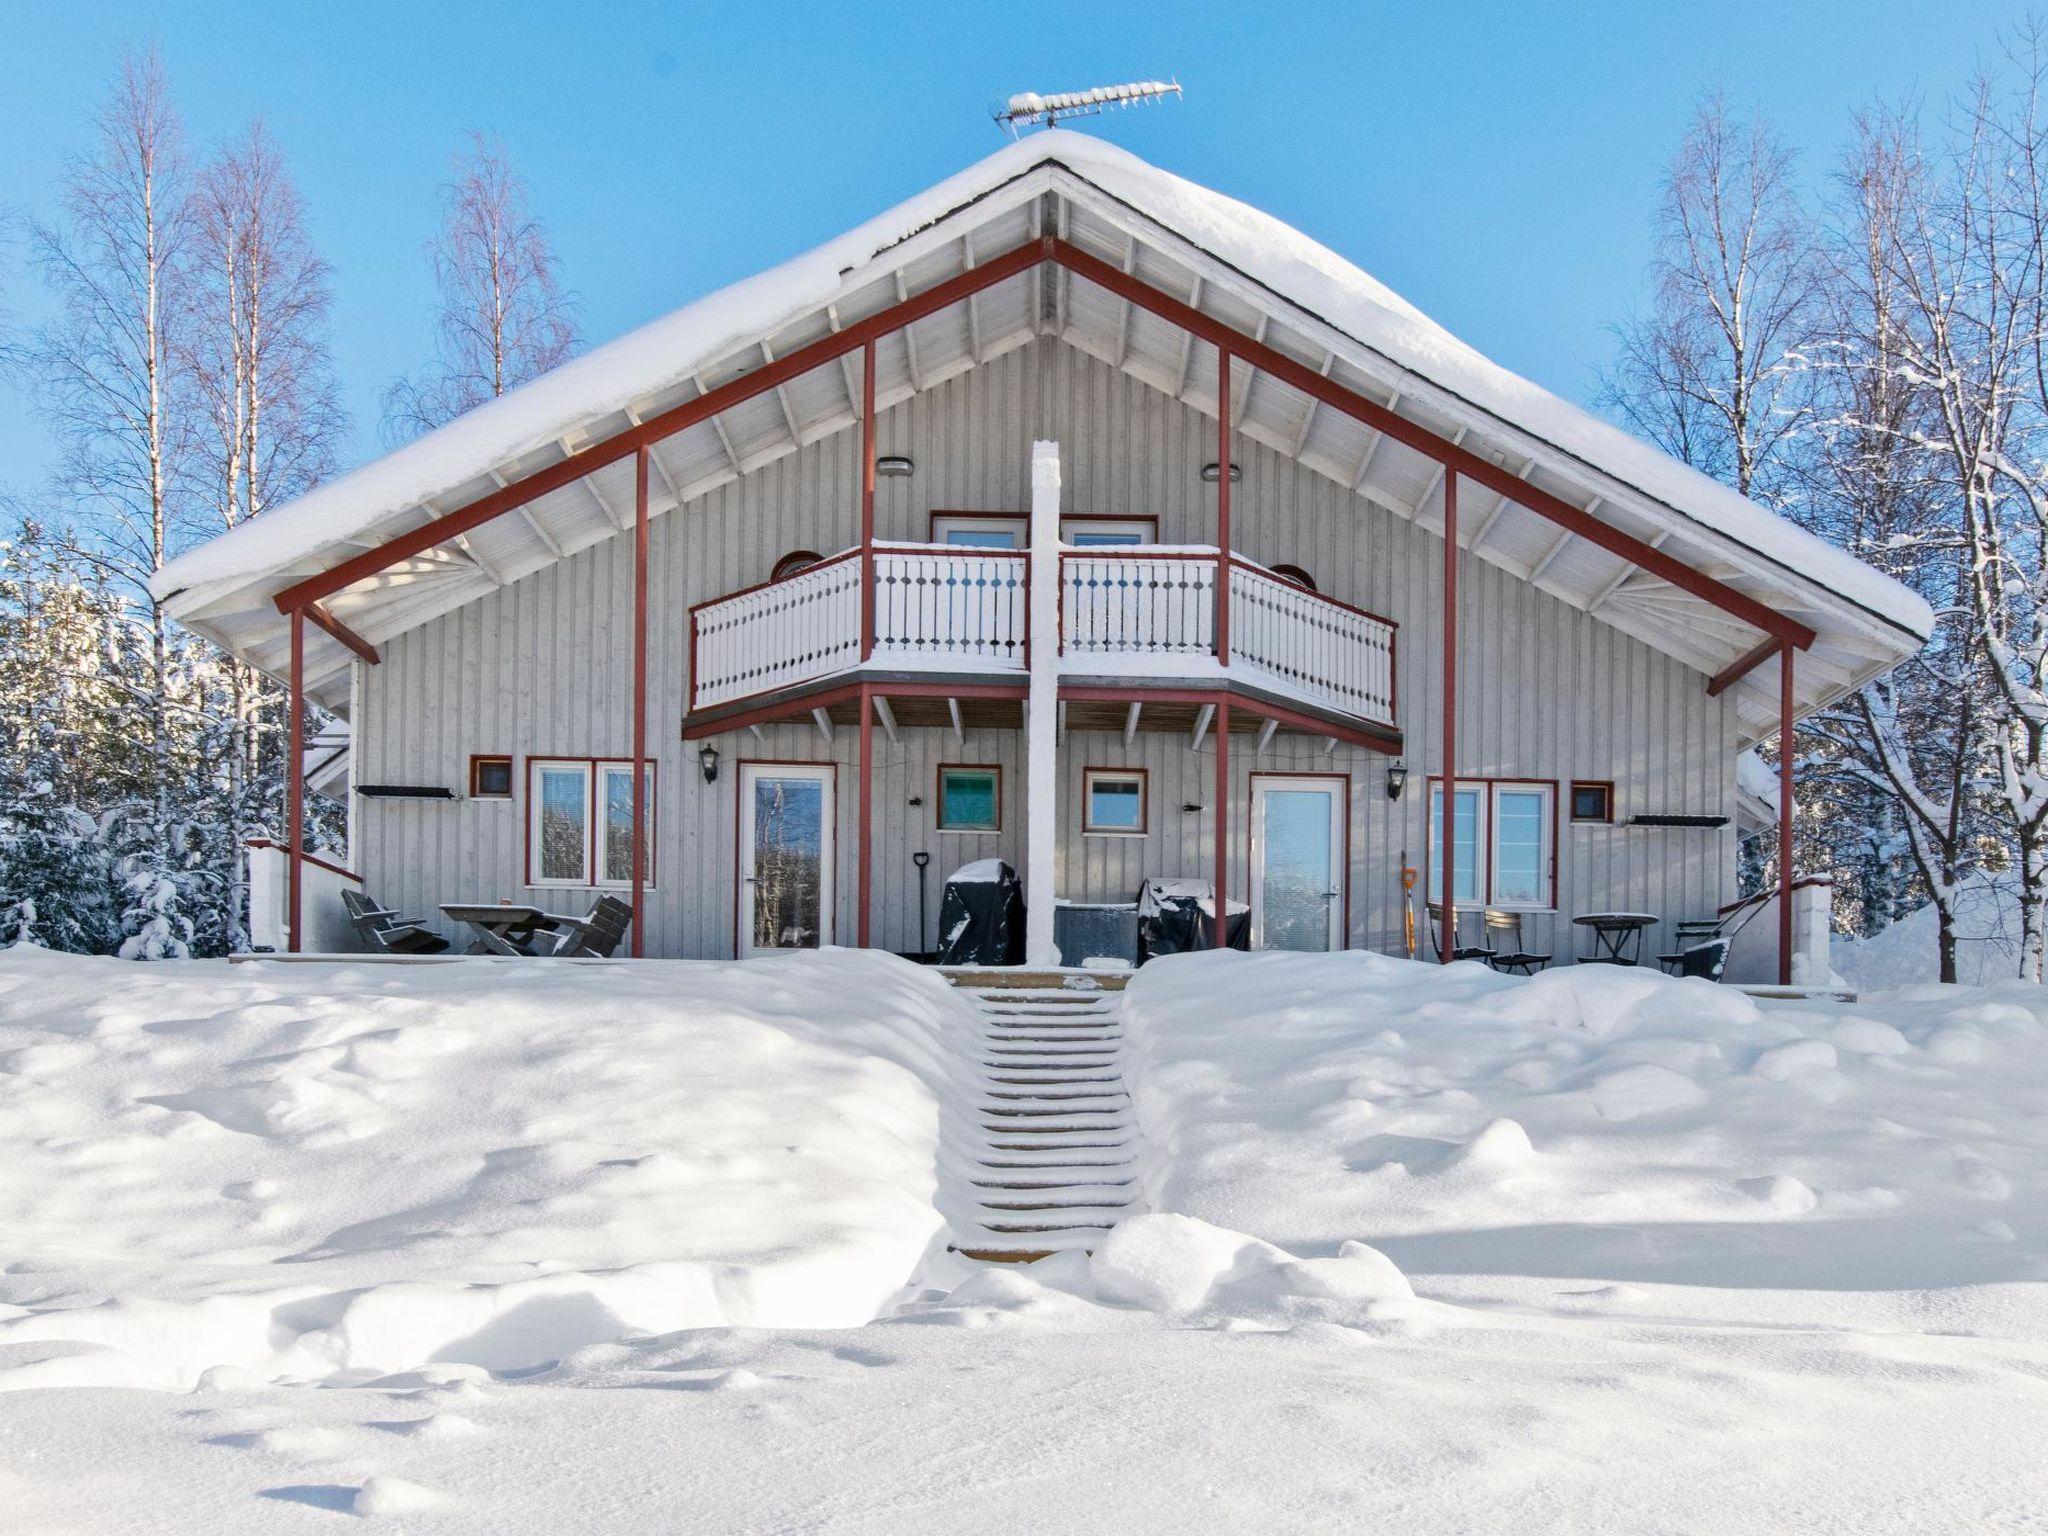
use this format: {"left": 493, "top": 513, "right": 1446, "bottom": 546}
{"left": 380, "top": 130, "right": 579, "bottom": 443}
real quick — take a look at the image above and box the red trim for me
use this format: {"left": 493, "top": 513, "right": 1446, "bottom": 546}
{"left": 631, "top": 446, "right": 650, "bottom": 957}
{"left": 1247, "top": 770, "right": 1352, "bottom": 950}
{"left": 1425, "top": 775, "right": 1561, "bottom": 912}
{"left": 1717, "top": 875, "right": 1830, "bottom": 919}
{"left": 936, "top": 761, "right": 1004, "bottom": 832}
{"left": 1047, "top": 238, "right": 1817, "bottom": 652}
{"left": 273, "top": 240, "right": 1045, "bottom": 615}
{"left": 1216, "top": 345, "right": 1232, "bottom": 667}
{"left": 1439, "top": 473, "right": 1457, "bottom": 965}
{"left": 857, "top": 683, "right": 874, "bottom": 946}
{"left": 733, "top": 759, "right": 839, "bottom": 960}
{"left": 1213, "top": 697, "right": 1231, "bottom": 946}
{"left": 468, "top": 754, "right": 513, "bottom": 798}
{"left": 1707, "top": 636, "right": 1782, "bottom": 697}
{"left": 683, "top": 678, "right": 1029, "bottom": 739}
{"left": 303, "top": 601, "right": 381, "bottom": 665}
{"left": 770, "top": 549, "right": 824, "bottom": 581}
{"left": 1081, "top": 765, "right": 1149, "bottom": 835}
{"left": 859, "top": 343, "right": 877, "bottom": 661}
{"left": 244, "top": 838, "right": 361, "bottom": 884}
{"left": 523, "top": 756, "right": 659, "bottom": 891}
{"left": 1779, "top": 644, "right": 1795, "bottom": 985}
{"left": 1568, "top": 779, "right": 1615, "bottom": 824}
{"left": 288, "top": 607, "right": 304, "bottom": 954}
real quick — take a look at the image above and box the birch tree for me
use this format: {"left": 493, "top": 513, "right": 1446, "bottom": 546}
{"left": 18, "top": 47, "right": 197, "bottom": 957}
{"left": 381, "top": 132, "right": 578, "bottom": 440}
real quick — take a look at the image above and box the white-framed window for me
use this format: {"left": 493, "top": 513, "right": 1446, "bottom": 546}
{"left": 1082, "top": 768, "right": 1148, "bottom": 835}
{"left": 527, "top": 758, "right": 657, "bottom": 888}
{"left": 932, "top": 514, "right": 1024, "bottom": 549}
{"left": 929, "top": 513, "right": 1158, "bottom": 548}
{"left": 937, "top": 764, "right": 1002, "bottom": 832}
{"left": 1060, "top": 516, "right": 1154, "bottom": 547}
{"left": 1426, "top": 778, "right": 1555, "bottom": 911}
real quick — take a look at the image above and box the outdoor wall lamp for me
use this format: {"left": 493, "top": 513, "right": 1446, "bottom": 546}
{"left": 875, "top": 455, "right": 915, "bottom": 478}
{"left": 1199, "top": 461, "right": 1242, "bottom": 483}
{"left": 1385, "top": 763, "right": 1408, "bottom": 801}
{"left": 1182, "top": 802, "right": 1203, "bottom": 815}
{"left": 699, "top": 744, "right": 720, "bottom": 783}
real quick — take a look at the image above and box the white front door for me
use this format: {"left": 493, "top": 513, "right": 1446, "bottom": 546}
{"left": 1251, "top": 776, "right": 1346, "bottom": 951}
{"left": 739, "top": 763, "right": 835, "bottom": 957}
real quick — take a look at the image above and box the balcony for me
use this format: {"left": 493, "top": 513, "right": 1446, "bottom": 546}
{"left": 686, "top": 542, "right": 1398, "bottom": 732}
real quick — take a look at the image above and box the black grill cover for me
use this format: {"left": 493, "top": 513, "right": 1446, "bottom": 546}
{"left": 1136, "top": 878, "right": 1250, "bottom": 961}
{"left": 937, "top": 860, "right": 1026, "bottom": 966}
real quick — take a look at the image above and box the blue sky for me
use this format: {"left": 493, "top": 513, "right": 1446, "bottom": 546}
{"left": 0, "top": 0, "right": 2035, "bottom": 500}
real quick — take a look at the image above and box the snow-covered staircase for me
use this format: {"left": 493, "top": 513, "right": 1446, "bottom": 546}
{"left": 943, "top": 973, "right": 1139, "bottom": 1263}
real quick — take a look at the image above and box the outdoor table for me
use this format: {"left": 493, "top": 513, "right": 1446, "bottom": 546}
{"left": 440, "top": 903, "right": 558, "bottom": 956}
{"left": 1572, "top": 911, "right": 1657, "bottom": 966}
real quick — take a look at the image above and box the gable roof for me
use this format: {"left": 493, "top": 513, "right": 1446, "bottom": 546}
{"left": 154, "top": 130, "right": 1930, "bottom": 745}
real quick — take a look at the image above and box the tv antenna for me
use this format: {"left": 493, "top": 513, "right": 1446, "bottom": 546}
{"left": 994, "top": 79, "right": 1182, "bottom": 137}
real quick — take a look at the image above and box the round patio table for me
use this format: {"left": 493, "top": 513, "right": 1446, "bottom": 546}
{"left": 1572, "top": 911, "right": 1657, "bottom": 966}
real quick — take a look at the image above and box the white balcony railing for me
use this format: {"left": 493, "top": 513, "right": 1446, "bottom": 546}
{"left": 687, "top": 542, "right": 1397, "bottom": 729}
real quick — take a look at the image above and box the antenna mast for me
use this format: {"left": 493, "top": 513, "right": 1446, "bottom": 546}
{"left": 994, "top": 79, "right": 1183, "bottom": 137}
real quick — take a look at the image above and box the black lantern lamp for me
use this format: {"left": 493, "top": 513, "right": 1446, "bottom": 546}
{"left": 699, "top": 744, "right": 720, "bottom": 783}
{"left": 1385, "top": 762, "right": 1407, "bottom": 801}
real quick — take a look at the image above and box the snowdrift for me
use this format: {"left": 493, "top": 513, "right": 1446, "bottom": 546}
{"left": 0, "top": 947, "right": 975, "bottom": 1390}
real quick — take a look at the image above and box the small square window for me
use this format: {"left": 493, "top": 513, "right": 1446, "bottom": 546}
{"left": 1083, "top": 768, "right": 1148, "bottom": 835}
{"left": 1570, "top": 781, "right": 1613, "bottom": 824}
{"left": 937, "top": 766, "right": 1001, "bottom": 832}
{"left": 471, "top": 756, "right": 513, "bottom": 798}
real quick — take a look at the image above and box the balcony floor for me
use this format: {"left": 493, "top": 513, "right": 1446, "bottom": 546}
{"left": 681, "top": 666, "right": 1402, "bottom": 753}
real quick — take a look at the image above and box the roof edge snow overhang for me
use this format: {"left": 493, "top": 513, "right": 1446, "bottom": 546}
{"left": 154, "top": 134, "right": 1930, "bottom": 749}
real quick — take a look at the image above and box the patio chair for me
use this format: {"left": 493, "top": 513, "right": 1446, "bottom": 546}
{"left": 541, "top": 894, "right": 634, "bottom": 958}
{"left": 1656, "top": 887, "right": 1772, "bottom": 974}
{"left": 341, "top": 888, "right": 451, "bottom": 956}
{"left": 1480, "top": 909, "right": 1551, "bottom": 975}
{"left": 1425, "top": 902, "right": 1491, "bottom": 963}
{"left": 1672, "top": 936, "right": 1732, "bottom": 982}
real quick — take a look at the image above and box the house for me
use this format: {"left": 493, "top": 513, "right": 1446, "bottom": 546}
{"left": 154, "top": 132, "right": 1931, "bottom": 980}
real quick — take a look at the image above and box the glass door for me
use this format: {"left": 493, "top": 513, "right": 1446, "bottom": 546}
{"left": 739, "top": 764, "right": 835, "bottom": 956}
{"left": 1251, "top": 776, "right": 1346, "bottom": 951}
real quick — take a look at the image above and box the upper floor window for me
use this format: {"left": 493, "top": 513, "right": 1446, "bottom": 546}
{"left": 771, "top": 549, "right": 823, "bottom": 581}
{"left": 929, "top": 513, "right": 1158, "bottom": 549}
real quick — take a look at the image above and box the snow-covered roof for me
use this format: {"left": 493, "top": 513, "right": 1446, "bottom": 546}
{"left": 155, "top": 130, "right": 1930, "bottom": 742}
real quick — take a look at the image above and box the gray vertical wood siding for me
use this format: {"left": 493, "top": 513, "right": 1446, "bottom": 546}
{"left": 356, "top": 337, "right": 1735, "bottom": 960}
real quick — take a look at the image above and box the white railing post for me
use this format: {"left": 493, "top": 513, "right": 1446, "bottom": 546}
{"left": 1025, "top": 443, "right": 1062, "bottom": 968}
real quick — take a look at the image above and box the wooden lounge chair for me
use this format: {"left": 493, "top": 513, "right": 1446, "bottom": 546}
{"left": 1480, "top": 909, "right": 1551, "bottom": 975}
{"left": 341, "top": 888, "right": 451, "bottom": 955}
{"left": 1425, "top": 902, "right": 1491, "bottom": 963}
{"left": 540, "top": 894, "right": 634, "bottom": 958}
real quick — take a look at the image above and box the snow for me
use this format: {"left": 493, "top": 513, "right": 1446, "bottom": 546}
{"left": 152, "top": 131, "right": 1931, "bottom": 651}
{"left": 0, "top": 946, "right": 971, "bottom": 1391}
{"left": 6, "top": 945, "right": 2048, "bottom": 1531}
{"left": 1834, "top": 872, "right": 2022, "bottom": 988}
{"left": 944, "top": 858, "right": 1005, "bottom": 883}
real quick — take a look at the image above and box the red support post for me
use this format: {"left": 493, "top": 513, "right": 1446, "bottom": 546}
{"left": 857, "top": 683, "right": 874, "bottom": 948}
{"left": 1440, "top": 473, "right": 1458, "bottom": 966}
{"left": 1779, "top": 643, "right": 1795, "bottom": 985}
{"left": 859, "top": 341, "right": 877, "bottom": 661}
{"left": 1213, "top": 696, "right": 1231, "bottom": 949}
{"left": 287, "top": 606, "right": 305, "bottom": 955}
{"left": 631, "top": 446, "right": 650, "bottom": 959}
{"left": 1216, "top": 345, "right": 1232, "bottom": 667}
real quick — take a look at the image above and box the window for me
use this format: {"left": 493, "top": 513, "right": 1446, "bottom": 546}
{"left": 1427, "top": 779, "right": 1556, "bottom": 911}
{"left": 527, "top": 758, "right": 657, "bottom": 888}
{"left": 771, "top": 549, "right": 823, "bottom": 581}
{"left": 1270, "top": 563, "right": 1317, "bottom": 591}
{"left": 1083, "top": 768, "right": 1148, "bottom": 835}
{"left": 1570, "top": 780, "right": 1614, "bottom": 824}
{"left": 927, "top": 513, "right": 1159, "bottom": 548}
{"left": 932, "top": 514, "right": 1024, "bottom": 549}
{"left": 470, "top": 755, "right": 512, "bottom": 799}
{"left": 937, "top": 765, "right": 1001, "bottom": 832}
{"left": 1061, "top": 517, "right": 1156, "bottom": 547}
